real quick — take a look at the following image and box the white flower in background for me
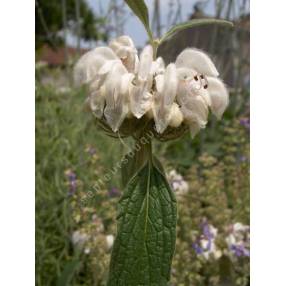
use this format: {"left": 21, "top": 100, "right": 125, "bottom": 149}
{"left": 225, "top": 222, "right": 250, "bottom": 258}
{"left": 92, "top": 213, "right": 105, "bottom": 233}
{"left": 193, "top": 220, "right": 222, "bottom": 260}
{"left": 167, "top": 169, "right": 189, "bottom": 195}
{"left": 84, "top": 247, "right": 91, "bottom": 255}
{"left": 72, "top": 230, "right": 90, "bottom": 248}
{"left": 106, "top": 234, "right": 115, "bottom": 249}
{"left": 74, "top": 35, "right": 229, "bottom": 137}
{"left": 56, "top": 86, "right": 72, "bottom": 94}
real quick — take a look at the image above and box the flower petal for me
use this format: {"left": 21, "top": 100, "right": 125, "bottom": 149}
{"left": 153, "top": 64, "right": 178, "bottom": 133}
{"left": 176, "top": 67, "right": 197, "bottom": 81}
{"left": 130, "top": 84, "right": 153, "bottom": 118}
{"left": 169, "top": 103, "right": 183, "bottom": 128}
{"left": 153, "top": 104, "right": 167, "bottom": 133}
{"left": 207, "top": 77, "right": 229, "bottom": 119}
{"left": 104, "top": 62, "right": 126, "bottom": 106}
{"left": 162, "top": 63, "right": 178, "bottom": 107}
{"left": 104, "top": 63, "right": 131, "bottom": 131}
{"left": 138, "top": 45, "right": 153, "bottom": 81}
{"left": 155, "top": 74, "right": 164, "bottom": 93}
{"left": 89, "top": 85, "right": 106, "bottom": 118}
{"left": 189, "top": 121, "right": 203, "bottom": 138}
{"left": 74, "top": 47, "right": 118, "bottom": 85}
{"left": 120, "top": 73, "right": 135, "bottom": 95}
{"left": 109, "top": 35, "right": 136, "bottom": 52}
{"left": 179, "top": 95, "right": 209, "bottom": 127}
{"left": 92, "top": 59, "right": 121, "bottom": 90}
{"left": 175, "top": 48, "right": 219, "bottom": 77}
{"left": 109, "top": 35, "right": 138, "bottom": 73}
{"left": 150, "top": 56, "right": 165, "bottom": 75}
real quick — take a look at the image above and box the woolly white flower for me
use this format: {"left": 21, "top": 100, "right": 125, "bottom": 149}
{"left": 130, "top": 45, "right": 154, "bottom": 118}
{"left": 74, "top": 46, "right": 119, "bottom": 86}
{"left": 150, "top": 48, "right": 228, "bottom": 135}
{"left": 103, "top": 62, "right": 135, "bottom": 132}
{"left": 175, "top": 48, "right": 229, "bottom": 137}
{"left": 74, "top": 35, "right": 229, "bottom": 138}
{"left": 74, "top": 36, "right": 138, "bottom": 131}
{"left": 153, "top": 63, "right": 180, "bottom": 133}
{"left": 109, "top": 35, "right": 139, "bottom": 73}
{"left": 74, "top": 46, "right": 123, "bottom": 120}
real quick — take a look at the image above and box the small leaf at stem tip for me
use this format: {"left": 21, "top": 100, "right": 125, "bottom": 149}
{"left": 124, "top": 0, "right": 153, "bottom": 41}
{"left": 160, "top": 18, "right": 234, "bottom": 44}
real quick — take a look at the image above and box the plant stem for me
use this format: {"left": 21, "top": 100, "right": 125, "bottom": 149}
{"left": 136, "top": 133, "right": 153, "bottom": 163}
{"left": 152, "top": 38, "right": 160, "bottom": 60}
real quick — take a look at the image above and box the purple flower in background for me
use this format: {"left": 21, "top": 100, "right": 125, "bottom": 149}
{"left": 85, "top": 145, "right": 97, "bottom": 156}
{"left": 239, "top": 117, "right": 250, "bottom": 129}
{"left": 230, "top": 244, "right": 250, "bottom": 257}
{"left": 239, "top": 155, "right": 247, "bottom": 162}
{"left": 226, "top": 222, "right": 250, "bottom": 258}
{"left": 108, "top": 187, "right": 120, "bottom": 197}
{"left": 66, "top": 171, "right": 76, "bottom": 181}
{"left": 192, "top": 219, "right": 222, "bottom": 260}
{"left": 202, "top": 221, "right": 215, "bottom": 240}
{"left": 193, "top": 242, "right": 203, "bottom": 254}
{"left": 65, "top": 169, "right": 77, "bottom": 195}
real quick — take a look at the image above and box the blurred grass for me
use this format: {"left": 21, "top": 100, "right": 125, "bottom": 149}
{"left": 35, "top": 85, "right": 122, "bottom": 285}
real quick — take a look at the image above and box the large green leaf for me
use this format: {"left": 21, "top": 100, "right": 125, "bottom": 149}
{"left": 107, "top": 155, "right": 177, "bottom": 286}
{"left": 124, "top": 0, "right": 153, "bottom": 41}
{"left": 160, "top": 18, "right": 234, "bottom": 44}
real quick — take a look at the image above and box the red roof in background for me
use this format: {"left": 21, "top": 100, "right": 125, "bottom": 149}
{"left": 38, "top": 45, "right": 89, "bottom": 66}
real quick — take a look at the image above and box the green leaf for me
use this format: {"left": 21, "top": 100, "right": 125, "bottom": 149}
{"left": 124, "top": 0, "right": 153, "bottom": 41}
{"left": 160, "top": 18, "right": 234, "bottom": 44}
{"left": 107, "top": 155, "right": 177, "bottom": 286}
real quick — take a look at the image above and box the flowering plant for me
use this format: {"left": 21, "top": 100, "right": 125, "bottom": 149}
{"left": 74, "top": 1, "right": 233, "bottom": 285}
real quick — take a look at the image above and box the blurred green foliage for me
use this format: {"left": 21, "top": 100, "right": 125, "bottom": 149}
{"left": 36, "top": 0, "right": 107, "bottom": 50}
{"left": 36, "top": 72, "right": 249, "bottom": 285}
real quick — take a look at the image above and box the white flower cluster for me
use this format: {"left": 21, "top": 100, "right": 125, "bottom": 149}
{"left": 71, "top": 214, "right": 115, "bottom": 254}
{"left": 74, "top": 35, "right": 229, "bottom": 137}
{"left": 167, "top": 169, "right": 189, "bottom": 195}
